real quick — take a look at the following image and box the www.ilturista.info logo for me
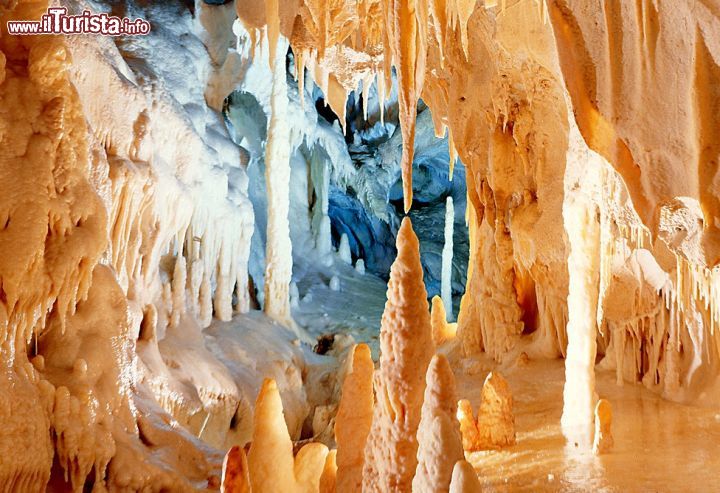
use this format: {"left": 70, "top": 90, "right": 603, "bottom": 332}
{"left": 7, "top": 7, "right": 150, "bottom": 36}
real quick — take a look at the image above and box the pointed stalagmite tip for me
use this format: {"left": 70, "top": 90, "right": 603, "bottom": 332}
{"left": 398, "top": 216, "right": 418, "bottom": 246}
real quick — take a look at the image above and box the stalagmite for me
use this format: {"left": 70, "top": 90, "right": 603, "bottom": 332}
{"left": 413, "top": 354, "right": 464, "bottom": 493}
{"left": 431, "top": 296, "right": 456, "bottom": 346}
{"left": 592, "top": 399, "right": 614, "bottom": 455}
{"left": 448, "top": 460, "right": 482, "bottom": 493}
{"left": 355, "top": 259, "right": 366, "bottom": 275}
{"left": 310, "top": 147, "right": 333, "bottom": 255}
{"left": 319, "top": 450, "right": 338, "bottom": 493}
{"left": 476, "top": 372, "right": 516, "bottom": 448}
{"left": 221, "top": 446, "right": 250, "bottom": 493}
{"left": 362, "top": 217, "right": 435, "bottom": 492}
{"left": 456, "top": 399, "right": 481, "bottom": 452}
{"left": 338, "top": 233, "right": 352, "bottom": 264}
{"left": 335, "top": 344, "right": 374, "bottom": 493}
{"left": 441, "top": 196, "right": 455, "bottom": 320}
{"left": 247, "top": 379, "right": 297, "bottom": 493}
{"left": 263, "top": 35, "right": 294, "bottom": 329}
{"left": 294, "top": 442, "right": 330, "bottom": 493}
{"left": 457, "top": 373, "right": 515, "bottom": 451}
{"left": 247, "top": 379, "right": 328, "bottom": 493}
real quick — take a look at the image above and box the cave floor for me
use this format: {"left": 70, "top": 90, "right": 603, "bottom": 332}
{"left": 449, "top": 352, "right": 720, "bottom": 492}
{"left": 292, "top": 262, "right": 387, "bottom": 354}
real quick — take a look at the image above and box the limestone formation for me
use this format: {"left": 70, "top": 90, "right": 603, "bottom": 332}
{"left": 413, "top": 354, "right": 465, "bottom": 493}
{"left": 2, "top": 0, "right": 720, "bottom": 490}
{"left": 221, "top": 446, "right": 250, "bottom": 493}
{"left": 335, "top": 344, "right": 375, "bottom": 493}
{"left": 247, "top": 379, "right": 328, "bottom": 493}
{"left": 457, "top": 399, "right": 481, "bottom": 452}
{"left": 593, "top": 399, "right": 614, "bottom": 455}
{"left": 458, "top": 373, "right": 515, "bottom": 451}
{"left": 448, "top": 460, "right": 482, "bottom": 493}
{"left": 431, "top": 296, "right": 457, "bottom": 346}
{"left": 319, "top": 450, "right": 338, "bottom": 493}
{"left": 362, "top": 217, "right": 435, "bottom": 492}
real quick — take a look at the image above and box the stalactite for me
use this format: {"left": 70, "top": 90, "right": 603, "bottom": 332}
{"left": 389, "top": 0, "right": 422, "bottom": 212}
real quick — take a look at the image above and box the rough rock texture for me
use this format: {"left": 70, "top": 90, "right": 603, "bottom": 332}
{"left": 362, "top": 217, "right": 435, "bottom": 492}
{"left": 413, "top": 354, "right": 464, "bottom": 493}
{"left": 335, "top": 344, "right": 374, "bottom": 493}
{"left": 458, "top": 372, "right": 515, "bottom": 451}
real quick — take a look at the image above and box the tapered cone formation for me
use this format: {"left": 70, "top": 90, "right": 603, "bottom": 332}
{"left": 362, "top": 217, "right": 435, "bottom": 492}
{"left": 335, "top": 344, "right": 375, "bottom": 493}
{"left": 247, "top": 379, "right": 329, "bottom": 492}
{"left": 431, "top": 296, "right": 456, "bottom": 346}
{"left": 448, "top": 460, "right": 482, "bottom": 493}
{"left": 294, "top": 442, "right": 331, "bottom": 492}
{"left": 458, "top": 372, "right": 515, "bottom": 451}
{"left": 413, "top": 354, "right": 465, "bottom": 493}
{"left": 221, "top": 445, "right": 250, "bottom": 493}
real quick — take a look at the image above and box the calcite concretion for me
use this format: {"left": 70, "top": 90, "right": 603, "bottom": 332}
{"left": 431, "top": 295, "right": 457, "bottom": 346}
{"left": 593, "top": 399, "right": 614, "bottom": 455}
{"left": 413, "top": 354, "right": 465, "bottom": 493}
{"left": 221, "top": 445, "right": 250, "bottom": 493}
{"left": 441, "top": 196, "right": 455, "bottom": 319}
{"left": 458, "top": 372, "right": 516, "bottom": 451}
{"left": 448, "top": 460, "right": 482, "bottom": 493}
{"left": 561, "top": 123, "right": 603, "bottom": 448}
{"left": 335, "top": 344, "right": 375, "bottom": 493}
{"left": 238, "top": 0, "right": 720, "bottom": 417}
{"left": 319, "top": 449, "right": 338, "bottom": 493}
{"left": 262, "top": 33, "right": 295, "bottom": 329}
{"left": 247, "top": 378, "right": 329, "bottom": 492}
{"left": 362, "top": 217, "right": 435, "bottom": 492}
